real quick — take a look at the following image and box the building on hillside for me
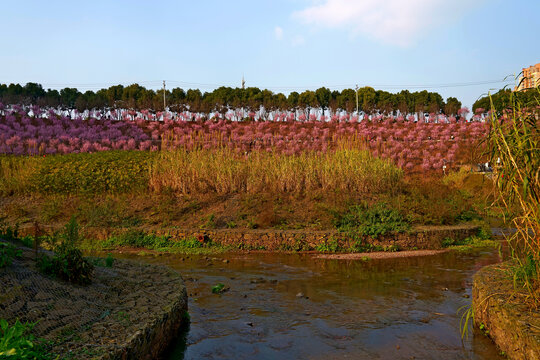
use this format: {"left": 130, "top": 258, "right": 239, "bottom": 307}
{"left": 515, "top": 63, "right": 540, "bottom": 91}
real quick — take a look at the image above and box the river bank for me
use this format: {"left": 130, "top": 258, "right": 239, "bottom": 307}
{"left": 0, "top": 243, "right": 188, "bottom": 359}
{"left": 473, "top": 262, "right": 540, "bottom": 360}
{"left": 1, "top": 226, "right": 505, "bottom": 359}
{"left": 14, "top": 223, "right": 486, "bottom": 255}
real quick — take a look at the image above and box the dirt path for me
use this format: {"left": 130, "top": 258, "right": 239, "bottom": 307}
{"left": 315, "top": 249, "right": 449, "bottom": 260}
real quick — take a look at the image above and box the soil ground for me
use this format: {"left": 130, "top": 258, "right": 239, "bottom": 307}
{"left": 315, "top": 249, "right": 448, "bottom": 260}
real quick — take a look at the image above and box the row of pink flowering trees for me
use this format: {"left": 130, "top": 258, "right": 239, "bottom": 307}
{"left": 0, "top": 104, "right": 489, "bottom": 172}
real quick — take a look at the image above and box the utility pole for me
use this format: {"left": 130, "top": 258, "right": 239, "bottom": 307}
{"left": 355, "top": 84, "right": 359, "bottom": 114}
{"left": 163, "top": 80, "right": 166, "bottom": 110}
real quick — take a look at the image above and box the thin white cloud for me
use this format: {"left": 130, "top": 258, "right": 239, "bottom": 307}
{"left": 293, "top": 0, "right": 483, "bottom": 47}
{"left": 291, "top": 35, "right": 305, "bottom": 46}
{"left": 274, "top": 26, "right": 284, "bottom": 40}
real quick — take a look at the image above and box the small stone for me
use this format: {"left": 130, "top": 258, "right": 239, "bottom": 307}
{"left": 396, "top": 345, "right": 400, "bottom": 350}
{"left": 223, "top": 259, "right": 229, "bottom": 263}
{"left": 463, "top": 294, "right": 470, "bottom": 298}
{"left": 246, "top": 322, "right": 253, "bottom": 327}
{"left": 296, "top": 292, "right": 305, "bottom": 298}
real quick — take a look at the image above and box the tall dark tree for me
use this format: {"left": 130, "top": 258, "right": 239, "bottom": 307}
{"left": 444, "top": 97, "right": 461, "bottom": 115}
{"left": 315, "top": 87, "right": 331, "bottom": 114}
{"left": 23, "top": 83, "right": 46, "bottom": 103}
{"left": 60, "top": 88, "right": 81, "bottom": 108}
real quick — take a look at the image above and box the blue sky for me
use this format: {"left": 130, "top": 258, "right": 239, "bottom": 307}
{"left": 1, "top": 0, "right": 538, "bottom": 109}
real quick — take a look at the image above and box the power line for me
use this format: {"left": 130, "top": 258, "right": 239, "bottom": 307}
{"left": 1, "top": 78, "right": 515, "bottom": 92}
{"left": 165, "top": 78, "right": 514, "bottom": 91}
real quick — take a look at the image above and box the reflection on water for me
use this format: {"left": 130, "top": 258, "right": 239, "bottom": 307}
{"left": 116, "top": 249, "right": 503, "bottom": 360}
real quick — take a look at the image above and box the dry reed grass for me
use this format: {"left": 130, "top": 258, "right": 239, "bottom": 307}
{"left": 149, "top": 140, "right": 403, "bottom": 196}
{"left": 0, "top": 156, "right": 41, "bottom": 194}
{"left": 488, "top": 88, "right": 540, "bottom": 306}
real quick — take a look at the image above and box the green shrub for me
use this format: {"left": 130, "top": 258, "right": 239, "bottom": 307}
{"left": 37, "top": 217, "right": 94, "bottom": 285}
{"left": 315, "top": 237, "right": 342, "bottom": 253}
{"left": 336, "top": 202, "right": 410, "bottom": 238}
{"left": 442, "top": 237, "right": 457, "bottom": 247}
{"left": 513, "top": 254, "right": 538, "bottom": 284}
{"left": 105, "top": 230, "right": 170, "bottom": 248}
{"left": 0, "top": 319, "right": 52, "bottom": 359}
{"left": 0, "top": 223, "right": 34, "bottom": 248}
{"left": 0, "top": 224, "right": 19, "bottom": 243}
{"left": 0, "top": 242, "right": 21, "bottom": 269}
{"left": 455, "top": 209, "right": 481, "bottom": 222}
{"left": 103, "top": 231, "right": 204, "bottom": 250}
{"left": 443, "top": 234, "right": 498, "bottom": 251}
{"left": 476, "top": 226, "right": 492, "bottom": 240}
{"left": 105, "top": 253, "right": 114, "bottom": 267}
{"left": 180, "top": 236, "right": 204, "bottom": 249}
{"left": 38, "top": 248, "right": 93, "bottom": 285}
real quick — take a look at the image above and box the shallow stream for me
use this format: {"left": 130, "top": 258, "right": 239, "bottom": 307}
{"left": 117, "top": 249, "right": 504, "bottom": 360}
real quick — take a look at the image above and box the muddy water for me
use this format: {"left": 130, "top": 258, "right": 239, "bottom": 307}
{"left": 119, "top": 249, "right": 503, "bottom": 360}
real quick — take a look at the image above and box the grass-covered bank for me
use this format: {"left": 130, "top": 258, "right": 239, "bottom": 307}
{"left": 442, "top": 229, "right": 500, "bottom": 253}
{"left": 11, "top": 222, "right": 493, "bottom": 257}
{"left": 82, "top": 230, "right": 231, "bottom": 255}
{"left": 0, "top": 149, "right": 500, "bottom": 233}
{"left": 1, "top": 143, "right": 402, "bottom": 196}
{"left": 0, "top": 142, "right": 506, "bottom": 260}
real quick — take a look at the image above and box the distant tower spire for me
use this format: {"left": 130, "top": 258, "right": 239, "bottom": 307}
{"left": 242, "top": 74, "right": 245, "bottom": 89}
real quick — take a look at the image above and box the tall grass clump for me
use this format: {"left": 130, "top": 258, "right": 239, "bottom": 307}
{"left": 488, "top": 87, "right": 539, "bottom": 306}
{"left": 149, "top": 140, "right": 403, "bottom": 196}
{"left": 0, "top": 156, "right": 41, "bottom": 195}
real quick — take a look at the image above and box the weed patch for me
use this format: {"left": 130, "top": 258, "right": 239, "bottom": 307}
{"left": 336, "top": 202, "right": 410, "bottom": 238}
{"left": 0, "top": 242, "right": 21, "bottom": 268}
{"left": 37, "top": 217, "right": 94, "bottom": 285}
{"left": 0, "top": 319, "right": 52, "bottom": 359}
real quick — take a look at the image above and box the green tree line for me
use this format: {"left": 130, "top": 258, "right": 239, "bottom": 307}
{"left": 473, "top": 88, "right": 539, "bottom": 114}
{"left": 0, "top": 82, "right": 463, "bottom": 115}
